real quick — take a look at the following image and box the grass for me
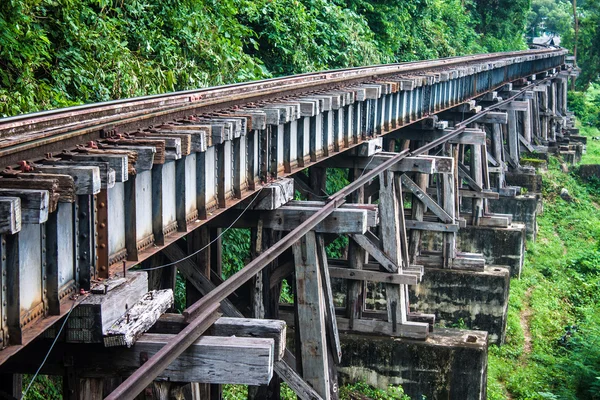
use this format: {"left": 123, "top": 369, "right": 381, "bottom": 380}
{"left": 487, "top": 122, "right": 600, "bottom": 400}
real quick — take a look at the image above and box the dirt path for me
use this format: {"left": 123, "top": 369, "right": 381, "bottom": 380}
{"left": 520, "top": 287, "right": 534, "bottom": 355}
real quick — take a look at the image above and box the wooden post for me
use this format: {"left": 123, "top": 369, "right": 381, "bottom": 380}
{"left": 471, "top": 143, "right": 484, "bottom": 224}
{"left": 442, "top": 144, "right": 457, "bottom": 267}
{"left": 378, "top": 170, "right": 407, "bottom": 326}
{"left": 293, "top": 231, "right": 334, "bottom": 400}
{"left": 408, "top": 142, "right": 428, "bottom": 263}
{"left": 507, "top": 110, "right": 520, "bottom": 166}
{"left": 346, "top": 168, "right": 365, "bottom": 326}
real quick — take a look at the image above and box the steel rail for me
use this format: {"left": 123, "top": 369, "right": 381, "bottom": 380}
{"left": 0, "top": 48, "right": 560, "bottom": 129}
{"left": 106, "top": 73, "right": 557, "bottom": 399}
{"left": 0, "top": 48, "right": 565, "bottom": 145}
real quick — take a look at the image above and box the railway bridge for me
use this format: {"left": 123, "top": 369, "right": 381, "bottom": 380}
{"left": 0, "top": 47, "right": 581, "bottom": 399}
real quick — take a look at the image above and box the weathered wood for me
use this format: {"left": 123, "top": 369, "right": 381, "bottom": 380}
{"left": 0, "top": 197, "right": 21, "bottom": 234}
{"left": 0, "top": 177, "right": 61, "bottom": 212}
{"left": 336, "top": 317, "right": 428, "bottom": 339}
{"left": 349, "top": 233, "right": 398, "bottom": 273}
{"left": 71, "top": 153, "right": 128, "bottom": 182}
{"left": 293, "top": 232, "right": 332, "bottom": 400}
{"left": 400, "top": 174, "right": 452, "bottom": 223}
{"left": 212, "top": 317, "right": 287, "bottom": 361}
{"left": 0, "top": 189, "right": 49, "bottom": 224}
{"left": 47, "top": 160, "right": 116, "bottom": 190}
{"left": 34, "top": 165, "right": 101, "bottom": 195}
{"left": 104, "top": 289, "right": 174, "bottom": 348}
{"left": 274, "top": 359, "right": 323, "bottom": 400}
{"left": 244, "top": 178, "right": 294, "bottom": 210}
{"left": 105, "top": 333, "right": 272, "bottom": 385}
{"left": 102, "top": 145, "right": 155, "bottom": 171}
{"left": 405, "top": 220, "right": 459, "bottom": 232}
{"left": 328, "top": 266, "right": 418, "bottom": 285}
{"left": 316, "top": 234, "right": 342, "bottom": 364}
{"left": 377, "top": 169, "right": 407, "bottom": 327}
{"left": 67, "top": 272, "right": 148, "bottom": 343}
{"left": 262, "top": 206, "right": 368, "bottom": 234}
{"left": 80, "top": 148, "right": 137, "bottom": 176}
{"left": 287, "top": 201, "right": 378, "bottom": 226}
{"left": 16, "top": 173, "right": 76, "bottom": 203}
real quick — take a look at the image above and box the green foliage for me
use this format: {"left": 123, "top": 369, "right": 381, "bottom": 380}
{"left": 468, "top": 0, "right": 530, "bottom": 51}
{"left": 23, "top": 375, "right": 62, "bottom": 400}
{"left": 568, "top": 84, "right": 600, "bottom": 129}
{"left": 221, "top": 228, "right": 251, "bottom": 279}
{"left": 488, "top": 122, "right": 600, "bottom": 399}
{"left": 0, "top": 0, "right": 530, "bottom": 117}
{"left": 527, "top": 0, "right": 572, "bottom": 37}
{"left": 0, "top": 0, "right": 267, "bottom": 116}
{"left": 339, "top": 381, "right": 410, "bottom": 400}
{"left": 174, "top": 271, "right": 186, "bottom": 312}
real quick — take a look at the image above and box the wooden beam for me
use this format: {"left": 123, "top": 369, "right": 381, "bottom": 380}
{"left": 67, "top": 272, "right": 148, "bottom": 343}
{"left": 349, "top": 234, "right": 399, "bottom": 273}
{"left": 7, "top": 334, "right": 274, "bottom": 385}
{"left": 0, "top": 189, "right": 49, "bottom": 224}
{"left": 400, "top": 174, "right": 452, "bottom": 223}
{"left": 212, "top": 317, "right": 287, "bottom": 362}
{"left": 292, "top": 232, "right": 332, "bottom": 400}
{"left": 262, "top": 206, "right": 368, "bottom": 234}
{"left": 316, "top": 234, "right": 342, "bottom": 364}
{"left": 0, "top": 197, "right": 21, "bottom": 234}
{"left": 405, "top": 220, "right": 459, "bottom": 232}
{"left": 104, "top": 289, "right": 174, "bottom": 348}
{"left": 327, "top": 267, "right": 417, "bottom": 286}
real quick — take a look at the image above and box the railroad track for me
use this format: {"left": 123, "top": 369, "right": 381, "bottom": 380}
{"left": 0, "top": 48, "right": 563, "bottom": 166}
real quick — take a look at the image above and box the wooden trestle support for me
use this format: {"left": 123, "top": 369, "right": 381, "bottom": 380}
{"left": 0, "top": 48, "right": 581, "bottom": 399}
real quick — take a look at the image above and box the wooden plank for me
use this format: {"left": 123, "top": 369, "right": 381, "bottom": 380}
{"left": 274, "top": 359, "right": 323, "bottom": 400}
{"left": 34, "top": 165, "right": 101, "bottom": 195}
{"left": 405, "top": 220, "right": 459, "bottom": 232}
{"left": 400, "top": 174, "right": 452, "bottom": 223}
{"left": 0, "top": 177, "right": 61, "bottom": 212}
{"left": 66, "top": 272, "right": 148, "bottom": 343}
{"left": 328, "top": 267, "right": 417, "bottom": 285}
{"left": 104, "top": 289, "right": 174, "bottom": 348}
{"left": 16, "top": 173, "right": 76, "bottom": 203}
{"left": 0, "top": 189, "right": 49, "bottom": 224}
{"left": 377, "top": 169, "right": 407, "bottom": 327}
{"left": 211, "top": 317, "right": 287, "bottom": 361}
{"left": 102, "top": 145, "right": 155, "bottom": 171}
{"left": 71, "top": 153, "right": 128, "bottom": 183}
{"left": 287, "top": 201, "right": 378, "bottom": 227}
{"left": 0, "top": 197, "right": 21, "bottom": 234}
{"left": 349, "top": 234, "right": 398, "bottom": 273}
{"left": 292, "top": 232, "right": 331, "bottom": 400}
{"left": 519, "top": 134, "right": 536, "bottom": 153}
{"left": 262, "top": 206, "right": 368, "bottom": 234}
{"left": 243, "top": 178, "right": 294, "bottom": 210}
{"left": 321, "top": 154, "right": 436, "bottom": 174}
{"left": 458, "top": 163, "right": 483, "bottom": 192}
{"left": 336, "top": 317, "right": 428, "bottom": 339}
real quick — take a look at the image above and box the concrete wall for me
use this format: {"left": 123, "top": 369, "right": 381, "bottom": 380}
{"left": 339, "top": 329, "right": 488, "bottom": 400}
{"left": 409, "top": 266, "right": 510, "bottom": 344}
{"left": 458, "top": 224, "right": 526, "bottom": 277}
{"left": 488, "top": 195, "right": 539, "bottom": 240}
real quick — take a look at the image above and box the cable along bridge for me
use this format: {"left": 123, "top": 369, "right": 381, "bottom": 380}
{"left": 0, "top": 47, "right": 581, "bottom": 399}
